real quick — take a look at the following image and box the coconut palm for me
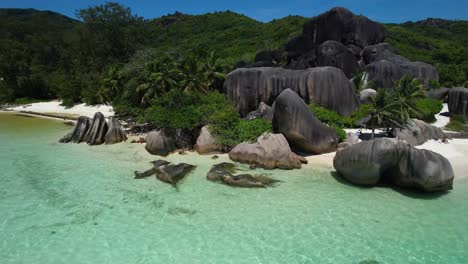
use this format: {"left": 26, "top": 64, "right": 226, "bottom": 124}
{"left": 367, "top": 89, "right": 401, "bottom": 139}
{"left": 136, "top": 60, "right": 178, "bottom": 105}
{"left": 389, "top": 75, "right": 426, "bottom": 124}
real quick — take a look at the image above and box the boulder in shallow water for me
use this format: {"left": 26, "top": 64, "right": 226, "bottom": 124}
{"left": 105, "top": 117, "right": 127, "bottom": 144}
{"left": 206, "top": 162, "right": 280, "bottom": 188}
{"left": 223, "top": 66, "right": 359, "bottom": 116}
{"left": 333, "top": 138, "right": 454, "bottom": 192}
{"left": 84, "top": 112, "right": 108, "bottom": 145}
{"left": 59, "top": 116, "right": 92, "bottom": 143}
{"left": 155, "top": 163, "right": 196, "bottom": 186}
{"left": 448, "top": 88, "right": 468, "bottom": 120}
{"left": 145, "top": 130, "right": 176, "bottom": 156}
{"left": 134, "top": 160, "right": 170, "bottom": 179}
{"left": 195, "top": 126, "right": 219, "bottom": 154}
{"left": 229, "top": 133, "right": 307, "bottom": 169}
{"left": 272, "top": 89, "right": 338, "bottom": 154}
{"left": 390, "top": 119, "right": 448, "bottom": 146}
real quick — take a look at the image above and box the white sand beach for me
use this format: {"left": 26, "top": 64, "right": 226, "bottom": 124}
{"left": 5, "top": 100, "right": 114, "bottom": 119}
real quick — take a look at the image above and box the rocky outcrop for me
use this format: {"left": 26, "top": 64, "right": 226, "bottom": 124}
{"left": 286, "top": 7, "right": 385, "bottom": 61}
{"left": 390, "top": 119, "right": 448, "bottom": 146}
{"left": 206, "top": 163, "right": 280, "bottom": 188}
{"left": 362, "top": 43, "right": 439, "bottom": 88}
{"left": 84, "top": 112, "right": 108, "bottom": 145}
{"left": 59, "top": 116, "right": 92, "bottom": 143}
{"left": 224, "top": 66, "right": 359, "bottom": 116}
{"left": 316, "top": 40, "right": 359, "bottom": 77}
{"left": 272, "top": 89, "right": 338, "bottom": 154}
{"left": 359, "top": 88, "right": 377, "bottom": 104}
{"left": 105, "top": 117, "right": 127, "bottom": 144}
{"left": 229, "top": 133, "right": 307, "bottom": 169}
{"left": 145, "top": 130, "right": 176, "bottom": 156}
{"left": 333, "top": 138, "right": 454, "bottom": 192}
{"left": 245, "top": 102, "right": 272, "bottom": 120}
{"left": 195, "top": 126, "right": 219, "bottom": 154}
{"left": 134, "top": 160, "right": 195, "bottom": 187}
{"left": 448, "top": 88, "right": 468, "bottom": 119}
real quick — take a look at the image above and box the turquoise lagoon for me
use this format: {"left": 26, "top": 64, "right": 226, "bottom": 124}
{"left": 1, "top": 113, "right": 467, "bottom": 264}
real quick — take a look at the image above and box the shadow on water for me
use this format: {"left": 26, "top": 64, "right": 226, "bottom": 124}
{"left": 330, "top": 171, "right": 449, "bottom": 200}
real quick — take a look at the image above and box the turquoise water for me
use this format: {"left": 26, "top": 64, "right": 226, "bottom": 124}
{"left": 1, "top": 113, "right": 468, "bottom": 264}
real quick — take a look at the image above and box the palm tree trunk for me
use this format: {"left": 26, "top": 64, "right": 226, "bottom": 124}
{"left": 371, "top": 128, "right": 375, "bottom": 140}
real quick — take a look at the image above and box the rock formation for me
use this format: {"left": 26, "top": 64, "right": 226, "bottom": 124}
{"left": 272, "top": 89, "right": 338, "bottom": 154}
{"left": 224, "top": 66, "right": 359, "bottom": 116}
{"left": 316, "top": 40, "right": 359, "bottom": 77}
{"left": 59, "top": 113, "right": 127, "bottom": 145}
{"left": 245, "top": 102, "right": 272, "bottom": 120}
{"left": 195, "top": 126, "right": 219, "bottom": 154}
{"left": 285, "top": 7, "right": 385, "bottom": 69}
{"left": 206, "top": 162, "right": 280, "bottom": 188}
{"left": 448, "top": 88, "right": 468, "bottom": 119}
{"left": 427, "top": 87, "right": 449, "bottom": 100}
{"left": 390, "top": 119, "right": 448, "bottom": 146}
{"left": 229, "top": 133, "right": 307, "bottom": 169}
{"left": 145, "top": 130, "right": 177, "bottom": 156}
{"left": 84, "top": 112, "right": 108, "bottom": 145}
{"left": 333, "top": 138, "right": 454, "bottom": 192}
{"left": 105, "top": 117, "right": 127, "bottom": 144}
{"left": 134, "top": 160, "right": 195, "bottom": 187}
{"left": 362, "top": 43, "right": 439, "bottom": 88}
{"left": 59, "top": 116, "right": 92, "bottom": 143}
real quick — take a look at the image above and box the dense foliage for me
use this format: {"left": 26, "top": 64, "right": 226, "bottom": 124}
{"left": 415, "top": 98, "right": 443, "bottom": 123}
{"left": 1, "top": 4, "right": 466, "bottom": 105}
{"left": 445, "top": 115, "right": 468, "bottom": 132}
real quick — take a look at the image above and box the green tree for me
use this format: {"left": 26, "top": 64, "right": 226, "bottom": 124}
{"left": 367, "top": 89, "right": 401, "bottom": 139}
{"left": 389, "top": 76, "right": 426, "bottom": 124}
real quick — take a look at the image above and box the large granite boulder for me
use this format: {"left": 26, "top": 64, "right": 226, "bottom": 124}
{"left": 229, "top": 133, "right": 307, "bottom": 169}
{"left": 145, "top": 130, "right": 177, "bottom": 156}
{"left": 362, "top": 43, "right": 439, "bottom": 88}
{"left": 59, "top": 116, "right": 92, "bottom": 143}
{"left": 195, "top": 126, "right": 219, "bottom": 154}
{"left": 272, "top": 89, "right": 339, "bottom": 154}
{"left": 390, "top": 119, "right": 448, "bottom": 146}
{"left": 286, "top": 7, "right": 385, "bottom": 60}
{"left": 84, "top": 112, "right": 108, "bottom": 145}
{"left": 448, "top": 88, "right": 468, "bottom": 119}
{"left": 105, "top": 117, "right": 127, "bottom": 144}
{"left": 224, "top": 66, "right": 359, "bottom": 116}
{"left": 333, "top": 138, "right": 454, "bottom": 192}
{"left": 316, "top": 40, "right": 359, "bottom": 77}
{"left": 427, "top": 87, "right": 449, "bottom": 100}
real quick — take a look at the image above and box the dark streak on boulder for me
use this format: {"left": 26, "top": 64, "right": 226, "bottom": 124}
{"left": 59, "top": 116, "right": 92, "bottom": 143}
{"left": 448, "top": 88, "right": 468, "bottom": 120}
{"left": 105, "top": 117, "right": 127, "bottom": 144}
{"left": 84, "top": 112, "right": 108, "bottom": 145}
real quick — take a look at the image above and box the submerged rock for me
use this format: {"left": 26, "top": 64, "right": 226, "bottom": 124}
{"left": 229, "top": 133, "right": 307, "bottom": 169}
{"left": 195, "top": 126, "right": 219, "bottom": 154}
{"left": 59, "top": 116, "right": 92, "bottom": 143}
{"left": 84, "top": 112, "right": 108, "bottom": 145}
{"left": 206, "top": 162, "right": 280, "bottom": 188}
{"left": 145, "top": 130, "right": 176, "bottom": 156}
{"left": 223, "top": 66, "right": 359, "bottom": 116}
{"left": 333, "top": 138, "right": 454, "bottom": 192}
{"left": 134, "top": 160, "right": 195, "bottom": 186}
{"left": 272, "top": 89, "right": 338, "bottom": 154}
{"left": 155, "top": 163, "right": 196, "bottom": 186}
{"left": 448, "top": 88, "right": 468, "bottom": 119}
{"left": 105, "top": 117, "right": 127, "bottom": 144}
{"left": 390, "top": 119, "right": 448, "bottom": 146}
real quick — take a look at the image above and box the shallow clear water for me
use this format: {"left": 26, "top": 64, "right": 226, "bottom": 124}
{"left": 1, "top": 113, "right": 467, "bottom": 264}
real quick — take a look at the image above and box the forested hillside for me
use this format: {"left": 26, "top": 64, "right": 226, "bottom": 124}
{"left": 0, "top": 4, "right": 466, "bottom": 105}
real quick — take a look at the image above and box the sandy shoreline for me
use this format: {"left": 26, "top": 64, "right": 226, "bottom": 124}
{"left": 2, "top": 101, "right": 467, "bottom": 180}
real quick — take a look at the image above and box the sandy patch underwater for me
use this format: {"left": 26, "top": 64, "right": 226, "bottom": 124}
{"left": 1, "top": 113, "right": 468, "bottom": 264}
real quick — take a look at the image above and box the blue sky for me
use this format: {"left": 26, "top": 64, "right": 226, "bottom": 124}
{"left": 1, "top": 0, "right": 467, "bottom": 23}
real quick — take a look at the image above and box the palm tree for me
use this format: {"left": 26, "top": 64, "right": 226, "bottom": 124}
{"left": 136, "top": 60, "right": 178, "bottom": 105}
{"left": 389, "top": 75, "right": 426, "bottom": 124}
{"left": 367, "top": 89, "right": 401, "bottom": 139}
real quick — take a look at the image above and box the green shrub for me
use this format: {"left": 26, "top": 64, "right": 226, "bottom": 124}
{"left": 308, "top": 103, "right": 373, "bottom": 128}
{"left": 415, "top": 98, "right": 443, "bottom": 123}
{"left": 329, "top": 124, "right": 346, "bottom": 142}
{"left": 445, "top": 115, "right": 467, "bottom": 132}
